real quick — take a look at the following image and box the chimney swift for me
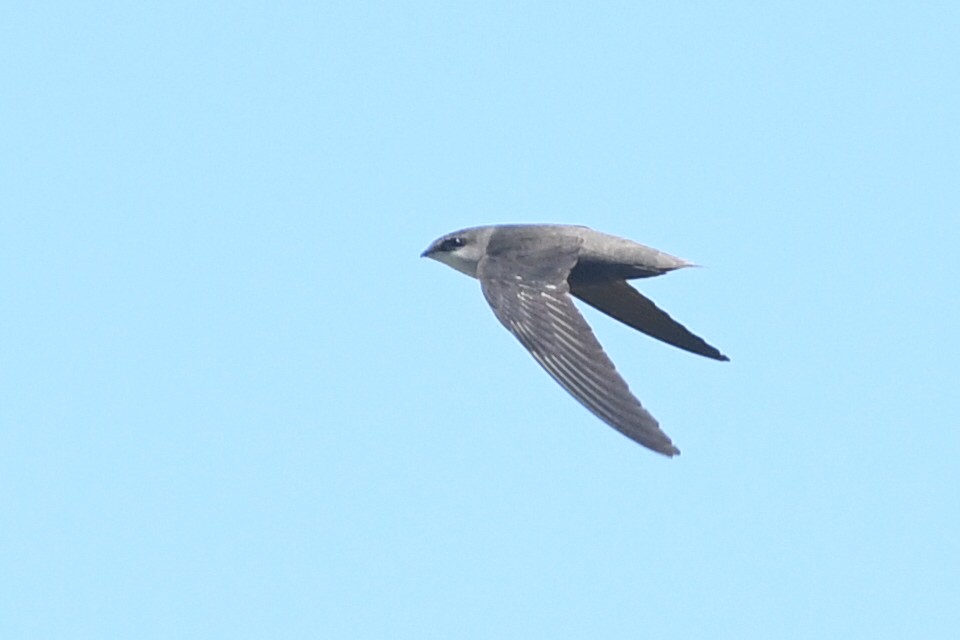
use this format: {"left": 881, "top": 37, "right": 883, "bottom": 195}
{"left": 421, "top": 224, "right": 728, "bottom": 457}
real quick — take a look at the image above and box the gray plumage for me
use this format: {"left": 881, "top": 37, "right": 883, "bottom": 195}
{"left": 421, "top": 224, "right": 727, "bottom": 457}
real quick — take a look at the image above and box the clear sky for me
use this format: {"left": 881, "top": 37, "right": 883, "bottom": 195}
{"left": 2, "top": 2, "right": 959, "bottom": 638}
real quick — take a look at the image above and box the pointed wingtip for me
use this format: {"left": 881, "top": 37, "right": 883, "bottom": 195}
{"left": 648, "top": 437, "right": 681, "bottom": 457}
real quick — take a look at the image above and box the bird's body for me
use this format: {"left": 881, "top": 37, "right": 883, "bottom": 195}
{"left": 421, "top": 224, "right": 727, "bottom": 457}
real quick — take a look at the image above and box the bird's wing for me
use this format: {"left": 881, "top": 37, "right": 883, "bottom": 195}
{"left": 570, "top": 280, "right": 729, "bottom": 361}
{"left": 477, "top": 239, "right": 680, "bottom": 456}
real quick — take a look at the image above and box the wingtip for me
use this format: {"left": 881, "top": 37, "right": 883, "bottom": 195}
{"left": 650, "top": 440, "right": 681, "bottom": 457}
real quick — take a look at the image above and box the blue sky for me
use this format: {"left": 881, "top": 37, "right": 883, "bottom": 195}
{"left": 2, "top": 2, "right": 959, "bottom": 638}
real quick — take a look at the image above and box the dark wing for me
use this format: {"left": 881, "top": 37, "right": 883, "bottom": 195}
{"left": 571, "top": 280, "right": 729, "bottom": 361}
{"left": 477, "top": 237, "right": 680, "bottom": 457}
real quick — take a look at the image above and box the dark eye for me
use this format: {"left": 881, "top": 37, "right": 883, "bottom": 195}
{"left": 439, "top": 237, "right": 466, "bottom": 251}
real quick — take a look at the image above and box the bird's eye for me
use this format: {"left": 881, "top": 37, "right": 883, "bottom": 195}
{"left": 439, "top": 237, "right": 466, "bottom": 251}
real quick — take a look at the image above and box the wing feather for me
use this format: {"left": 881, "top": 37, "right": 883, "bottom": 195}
{"left": 479, "top": 264, "right": 680, "bottom": 456}
{"left": 571, "top": 280, "right": 729, "bottom": 361}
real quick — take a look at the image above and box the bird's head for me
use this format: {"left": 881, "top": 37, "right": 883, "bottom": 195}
{"left": 420, "top": 226, "right": 493, "bottom": 278}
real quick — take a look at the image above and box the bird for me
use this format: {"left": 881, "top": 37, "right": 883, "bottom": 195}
{"left": 421, "top": 224, "right": 728, "bottom": 457}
